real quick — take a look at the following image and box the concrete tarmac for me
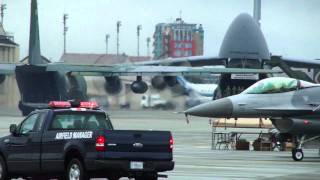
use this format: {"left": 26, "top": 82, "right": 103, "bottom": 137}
{"left": 0, "top": 110, "right": 320, "bottom": 180}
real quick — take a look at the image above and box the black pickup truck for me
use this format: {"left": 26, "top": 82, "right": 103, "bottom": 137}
{"left": 0, "top": 101, "right": 174, "bottom": 180}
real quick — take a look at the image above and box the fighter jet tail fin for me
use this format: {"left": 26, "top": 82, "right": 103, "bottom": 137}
{"left": 28, "top": 0, "right": 44, "bottom": 65}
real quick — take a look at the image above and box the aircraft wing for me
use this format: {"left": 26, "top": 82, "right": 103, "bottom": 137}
{"left": 46, "top": 63, "right": 279, "bottom": 76}
{"left": 0, "top": 63, "right": 17, "bottom": 75}
{"left": 270, "top": 55, "right": 320, "bottom": 68}
{"left": 135, "top": 56, "right": 225, "bottom": 66}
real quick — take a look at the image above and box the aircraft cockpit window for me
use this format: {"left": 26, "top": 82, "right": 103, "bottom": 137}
{"left": 242, "top": 77, "right": 298, "bottom": 94}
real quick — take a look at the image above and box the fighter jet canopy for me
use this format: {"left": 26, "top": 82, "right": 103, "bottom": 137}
{"left": 242, "top": 77, "right": 318, "bottom": 94}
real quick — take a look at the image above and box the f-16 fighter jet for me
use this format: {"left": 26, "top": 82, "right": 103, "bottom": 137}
{"left": 185, "top": 77, "right": 320, "bottom": 161}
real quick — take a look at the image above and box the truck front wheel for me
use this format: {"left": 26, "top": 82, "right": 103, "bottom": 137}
{"left": 66, "top": 158, "right": 88, "bottom": 180}
{"left": 0, "top": 156, "right": 7, "bottom": 180}
{"left": 135, "top": 173, "right": 157, "bottom": 180}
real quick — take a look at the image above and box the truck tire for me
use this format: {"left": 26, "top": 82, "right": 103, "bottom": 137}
{"left": 0, "top": 156, "right": 7, "bottom": 180}
{"left": 66, "top": 158, "right": 88, "bottom": 180}
{"left": 107, "top": 175, "right": 119, "bottom": 180}
{"left": 135, "top": 173, "right": 157, "bottom": 180}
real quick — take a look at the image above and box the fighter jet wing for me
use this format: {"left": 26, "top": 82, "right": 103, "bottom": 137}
{"left": 270, "top": 55, "right": 320, "bottom": 68}
{"left": 0, "top": 63, "right": 17, "bottom": 75}
{"left": 135, "top": 56, "right": 225, "bottom": 66}
{"left": 45, "top": 63, "right": 279, "bottom": 76}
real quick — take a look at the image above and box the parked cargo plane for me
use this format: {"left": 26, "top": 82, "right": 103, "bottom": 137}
{"left": 142, "top": 0, "right": 320, "bottom": 100}
{"left": 0, "top": 0, "right": 273, "bottom": 115}
{"left": 185, "top": 77, "right": 320, "bottom": 161}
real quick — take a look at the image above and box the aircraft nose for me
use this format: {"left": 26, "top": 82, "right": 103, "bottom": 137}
{"left": 185, "top": 98, "right": 233, "bottom": 118}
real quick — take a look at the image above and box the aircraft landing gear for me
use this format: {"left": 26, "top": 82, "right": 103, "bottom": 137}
{"left": 292, "top": 148, "right": 303, "bottom": 161}
{"left": 292, "top": 135, "right": 306, "bottom": 161}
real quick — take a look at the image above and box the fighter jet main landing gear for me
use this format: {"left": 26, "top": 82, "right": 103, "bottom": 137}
{"left": 292, "top": 135, "right": 305, "bottom": 161}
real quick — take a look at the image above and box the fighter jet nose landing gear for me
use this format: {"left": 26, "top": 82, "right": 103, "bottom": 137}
{"left": 292, "top": 135, "right": 306, "bottom": 161}
{"left": 292, "top": 149, "right": 304, "bottom": 161}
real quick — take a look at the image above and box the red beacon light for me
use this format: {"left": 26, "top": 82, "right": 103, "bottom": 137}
{"left": 49, "top": 101, "right": 71, "bottom": 108}
{"left": 49, "top": 101, "right": 98, "bottom": 109}
{"left": 79, "top": 101, "right": 99, "bottom": 109}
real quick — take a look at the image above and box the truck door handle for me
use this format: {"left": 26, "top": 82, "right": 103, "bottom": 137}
{"left": 9, "top": 143, "right": 26, "bottom": 147}
{"left": 238, "top": 103, "right": 247, "bottom": 106}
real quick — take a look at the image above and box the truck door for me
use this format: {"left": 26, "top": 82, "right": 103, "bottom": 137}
{"left": 6, "top": 112, "right": 45, "bottom": 173}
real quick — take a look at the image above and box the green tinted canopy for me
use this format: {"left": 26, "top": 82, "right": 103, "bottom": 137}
{"left": 243, "top": 77, "right": 298, "bottom": 94}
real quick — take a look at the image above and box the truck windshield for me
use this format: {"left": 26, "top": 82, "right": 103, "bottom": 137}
{"left": 50, "top": 112, "right": 113, "bottom": 130}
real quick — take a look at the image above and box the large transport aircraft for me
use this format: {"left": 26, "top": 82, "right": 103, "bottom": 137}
{"left": 0, "top": 0, "right": 274, "bottom": 116}
{"left": 185, "top": 77, "right": 320, "bottom": 161}
{"left": 142, "top": 0, "right": 320, "bottom": 100}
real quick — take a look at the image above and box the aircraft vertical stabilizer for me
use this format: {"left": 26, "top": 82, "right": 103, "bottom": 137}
{"left": 28, "top": 0, "right": 43, "bottom": 65}
{"left": 253, "top": 0, "right": 261, "bottom": 27}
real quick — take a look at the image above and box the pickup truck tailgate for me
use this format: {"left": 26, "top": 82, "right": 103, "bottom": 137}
{"left": 99, "top": 130, "right": 173, "bottom": 161}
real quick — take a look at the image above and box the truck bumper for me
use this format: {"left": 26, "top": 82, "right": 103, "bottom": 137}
{"left": 90, "top": 160, "right": 174, "bottom": 173}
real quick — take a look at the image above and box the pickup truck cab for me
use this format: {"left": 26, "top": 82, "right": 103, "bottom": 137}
{"left": 0, "top": 101, "right": 174, "bottom": 180}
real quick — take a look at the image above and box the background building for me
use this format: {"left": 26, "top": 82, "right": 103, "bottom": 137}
{"left": 153, "top": 18, "right": 204, "bottom": 59}
{"left": 0, "top": 24, "right": 19, "bottom": 107}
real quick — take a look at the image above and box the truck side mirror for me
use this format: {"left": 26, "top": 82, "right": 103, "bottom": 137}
{"left": 9, "top": 124, "right": 17, "bottom": 135}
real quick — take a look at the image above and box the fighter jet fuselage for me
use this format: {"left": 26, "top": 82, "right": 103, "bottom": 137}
{"left": 185, "top": 77, "right": 320, "bottom": 161}
{"left": 186, "top": 77, "right": 320, "bottom": 135}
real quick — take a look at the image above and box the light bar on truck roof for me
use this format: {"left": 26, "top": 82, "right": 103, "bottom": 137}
{"left": 79, "top": 101, "right": 99, "bottom": 109}
{"left": 49, "top": 101, "right": 71, "bottom": 108}
{"left": 48, "top": 101, "right": 99, "bottom": 109}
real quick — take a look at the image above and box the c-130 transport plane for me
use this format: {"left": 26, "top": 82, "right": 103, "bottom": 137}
{"left": 185, "top": 77, "right": 320, "bottom": 161}
{"left": 0, "top": 0, "right": 274, "bottom": 115}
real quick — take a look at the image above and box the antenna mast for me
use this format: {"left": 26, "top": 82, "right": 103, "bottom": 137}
{"left": 63, "top": 14, "right": 68, "bottom": 54}
{"left": 0, "top": 4, "right": 6, "bottom": 25}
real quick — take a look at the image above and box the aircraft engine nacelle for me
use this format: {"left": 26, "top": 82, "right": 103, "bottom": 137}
{"left": 104, "top": 76, "right": 122, "bottom": 94}
{"left": 131, "top": 76, "right": 148, "bottom": 94}
{"left": 0, "top": 75, "right": 5, "bottom": 84}
{"left": 164, "top": 76, "right": 177, "bottom": 87}
{"left": 272, "top": 118, "right": 320, "bottom": 135}
{"left": 151, "top": 76, "right": 167, "bottom": 90}
{"left": 67, "top": 75, "right": 87, "bottom": 100}
{"left": 314, "top": 69, "right": 320, "bottom": 84}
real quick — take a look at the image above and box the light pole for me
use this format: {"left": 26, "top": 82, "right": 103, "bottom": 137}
{"left": 116, "top": 21, "right": 121, "bottom": 56}
{"left": 0, "top": 4, "right": 6, "bottom": 25}
{"left": 146, "top": 37, "right": 151, "bottom": 57}
{"left": 137, "top": 25, "right": 142, "bottom": 58}
{"left": 63, "top": 14, "right": 69, "bottom": 54}
{"left": 105, "top": 34, "right": 110, "bottom": 54}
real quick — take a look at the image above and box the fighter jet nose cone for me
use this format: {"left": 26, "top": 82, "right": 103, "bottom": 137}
{"left": 185, "top": 98, "right": 233, "bottom": 118}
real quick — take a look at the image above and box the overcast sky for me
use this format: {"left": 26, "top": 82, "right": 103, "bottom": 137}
{"left": 3, "top": 0, "right": 320, "bottom": 61}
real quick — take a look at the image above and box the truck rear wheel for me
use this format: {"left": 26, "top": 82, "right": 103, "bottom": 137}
{"left": 0, "top": 156, "right": 7, "bottom": 180}
{"left": 135, "top": 173, "right": 157, "bottom": 180}
{"left": 66, "top": 158, "right": 88, "bottom": 180}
